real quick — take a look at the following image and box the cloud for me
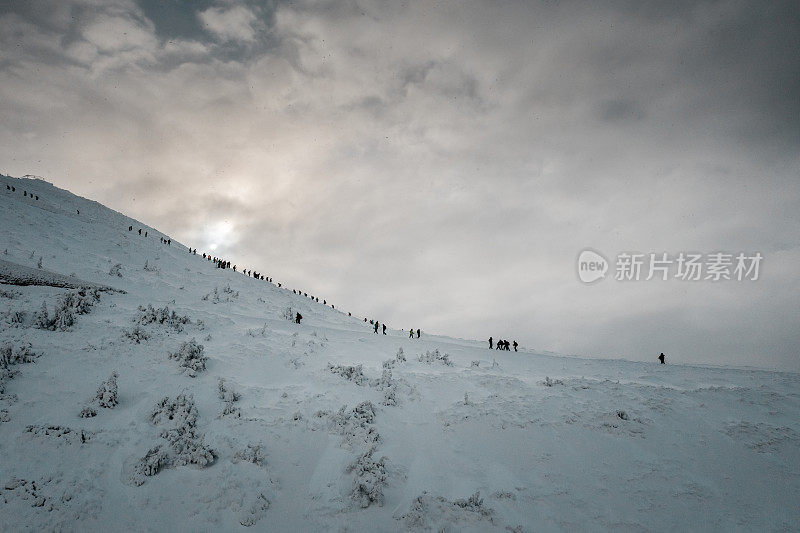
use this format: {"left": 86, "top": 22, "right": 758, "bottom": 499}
{"left": 197, "top": 5, "right": 259, "bottom": 44}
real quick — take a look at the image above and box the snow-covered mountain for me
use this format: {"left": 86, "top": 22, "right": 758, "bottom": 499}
{"left": 1, "top": 174, "right": 798, "bottom": 531}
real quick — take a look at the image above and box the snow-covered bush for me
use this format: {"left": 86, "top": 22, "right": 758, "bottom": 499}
{"left": 0, "top": 342, "right": 38, "bottom": 396}
{"left": 348, "top": 447, "right": 388, "bottom": 508}
{"left": 202, "top": 285, "right": 238, "bottom": 304}
{"left": 0, "top": 342, "right": 38, "bottom": 367}
{"left": 132, "top": 446, "right": 170, "bottom": 484}
{"left": 78, "top": 371, "right": 119, "bottom": 417}
{"left": 542, "top": 376, "right": 564, "bottom": 387}
{"left": 168, "top": 339, "right": 207, "bottom": 377}
{"left": 143, "top": 395, "right": 215, "bottom": 477}
{"left": 143, "top": 259, "right": 158, "bottom": 272}
{"left": 330, "top": 401, "right": 380, "bottom": 448}
{"left": 383, "top": 348, "right": 407, "bottom": 369}
{"left": 282, "top": 306, "right": 294, "bottom": 321}
{"left": 32, "top": 290, "right": 98, "bottom": 331}
{"left": 402, "top": 490, "right": 492, "bottom": 529}
{"left": 247, "top": 323, "right": 269, "bottom": 337}
{"left": 369, "top": 369, "right": 400, "bottom": 407}
{"left": 218, "top": 378, "right": 241, "bottom": 417}
{"left": 134, "top": 304, "right": 190, "bottom": 332}
{"left": 418, "top": 349, "right": 453, "bottom": 366}
{"left": 122, "top": 325, "right": 149, "bottom": 343}
{"left": 79, "top": 406, "right": 97, "bottom": 418}
{"left": 233, "top": 444, "right": 267, "bottom": 467}
{"left": 96, "top": 372, "right": 119, "bottom": 408}
{"left": 328, "top": 363, "right": 367, "bottom": 385}
{"left": 108, "top": 263, "right": 122, "bottom": 277}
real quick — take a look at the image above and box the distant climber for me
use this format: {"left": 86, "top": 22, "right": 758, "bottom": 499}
{"left": 382, "top": 324, "right": 386, "bottom": 335}
{"left": 145, "top": 231, "right": 147, "bottom": 237}
{"left": 489, "top": 337, "right": 493, "bottom": 349}
{"left": 409, "top": 329, "right": 414, "bottom": 338}
{"left": 658, "top": 353, "right": 666, "bottom": 364}
{"left": 416, "top": 329, "right": 420, "bottom": 338}
{"left": 129, "top": 226, "right": 132, "bottom": 231}
{"left": 139, "top": 229, "right": 142, "bottom": 235}
{"left": 374, "top": 322, "right": 379, "bottom": 334}
{"left": 295, "top": 312, "right": 302, "bottom": 324}
{"left": 513, "top": 341, "right": 518, "bottom": 352}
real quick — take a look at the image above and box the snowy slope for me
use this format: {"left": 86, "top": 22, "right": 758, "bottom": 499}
{"left": 1, "top": 174, "right": 799, "bottom": 532}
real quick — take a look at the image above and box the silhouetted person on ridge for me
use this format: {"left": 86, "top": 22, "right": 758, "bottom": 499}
{"left": 129, "top": 226, "right": 132, "bottom": 231}
{"left": 374, "top": 322, "right": 379, "bottom": 333}
{"left": 658, "top": 353, "right": 666, "bottom": 364}
{"left": 382, "top": 324, "right": 386, "bottom": 335}
{"left": 416, "top": 329, "right": 420, "bottom": 338}
{"left": 513, "top": 340, "right": 518, "bottom": 352}
{"left": 409, "top": 329, "right": 414, "bottom": 338}
{"left": 139, "top": 229, "right": 142, "bottom": 235}
{"left": 489, "top": 337, "right": 493, "bottom": 349}
{"left": 296, "top": 312, "right": 302, "bottom": 324}
{"left": 145, "top": 231, "right": 148, "bottom": 237}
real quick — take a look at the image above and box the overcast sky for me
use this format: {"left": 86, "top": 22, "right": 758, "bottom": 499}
{"left": 1, "top": 0, "right": 798, "bottom": 370}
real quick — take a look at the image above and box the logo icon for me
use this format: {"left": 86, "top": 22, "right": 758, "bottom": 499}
{"left": 577, "top": 249, "right": 608, "bottom": 283}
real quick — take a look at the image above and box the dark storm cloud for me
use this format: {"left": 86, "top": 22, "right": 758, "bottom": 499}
{"left": 1, "top": 0, "right": 798, "bottom": 369}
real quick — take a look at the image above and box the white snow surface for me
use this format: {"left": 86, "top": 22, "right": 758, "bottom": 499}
{"left": 1, "top": 175, "right": 799, "bottom": 532}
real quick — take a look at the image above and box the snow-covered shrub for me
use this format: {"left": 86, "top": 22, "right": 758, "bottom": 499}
{"left": 143, "top": 259, "right": 158, "bottom": 272}
{"left": 109, "top": 263, "right": 122, "bottom": 277}
{"left": 396, "top": 347, "right": 406, "bottom": 362}
{"left": 471, "top": 360, "right": 480, "bottom": 368}
{"left": 168, "top": 339, "right": 207, "bottom": 377}
{"left": 122, "top": 325, "right": 149, "bottom": 343}
{"left": 0, "top": 342, "right": 38, "bottom": 396}
{"left": 34, "top": 301, "right": 51, "bottom": 330}
{"left": 132, "top": 446, "right": 170, "bottom": 484}
{"left": 328, "top": 363, "right": 367, "bottom": 385}
{"left": 453, "top": 491, "right": 487, "bottom": 512}
{"left": 0, "top": 289, "right": 19, "bottom": 299}
{"left": 247, "top": 323, "right": 269, "bottom": 337}
{"left": 37, "top": 256, "right": 42, "bottom": 269}
{"left": 402, "top": 490, "right": 492, "bottom": 529}
{"left": 79, "top": 406, "right": 97, "bottom": 418}
{"left": 0, "top": 342, "right": 38, "bottom": 367}
{"left": 348, "top": 447, "right": 388, "bottom": 508}
{"left": 134, "top": 304, "right": 190, "bottom": 332}
{"left": 233, "top": 444, "right": 267, "bottom": 467}
{"left": 32, "top": 291, "right": 96, "bottom": 332}
{"left": 239, "top": 494, "right": 270, "bottom": 527}
{"left": 202, "top": 285, "right": 239, "bottom": 304}
{"left": 369, "top": 369, "right": 400, "bottom": 407}
{"left": 542, "top": 376, "right": 564, "bottom": 387}
{"left": 616, "top": 410, "right": 629, "bottom": 421}
{"left": 282, "top": 306, "right": 294, "bottom": 321}
{"left": 418, "top": 349, "right": 453, "bottom": 366}
{"left": 147, "top": 394, "right": 215, "bottom": 471}
{"left": 9, "top": 310, "right": 26, "bottom": 325}
{"left": 330, "top": 401, "right": 380, "bottom": 447}
{"left": 96, "top": 372, "right": 119, "bottom": 408}
{"left": 218, "top": 378, "right": 241, "bottom": 417}
{"left": 25, "top": 425, "right": 91, "bottom": 444}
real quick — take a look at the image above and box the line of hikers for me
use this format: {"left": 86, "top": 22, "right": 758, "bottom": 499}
{"left": 6, "top": 184, "right": 40, "bottom": 201}
{"left": 489, "top": 337, "right": 517, "bottom": 352}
